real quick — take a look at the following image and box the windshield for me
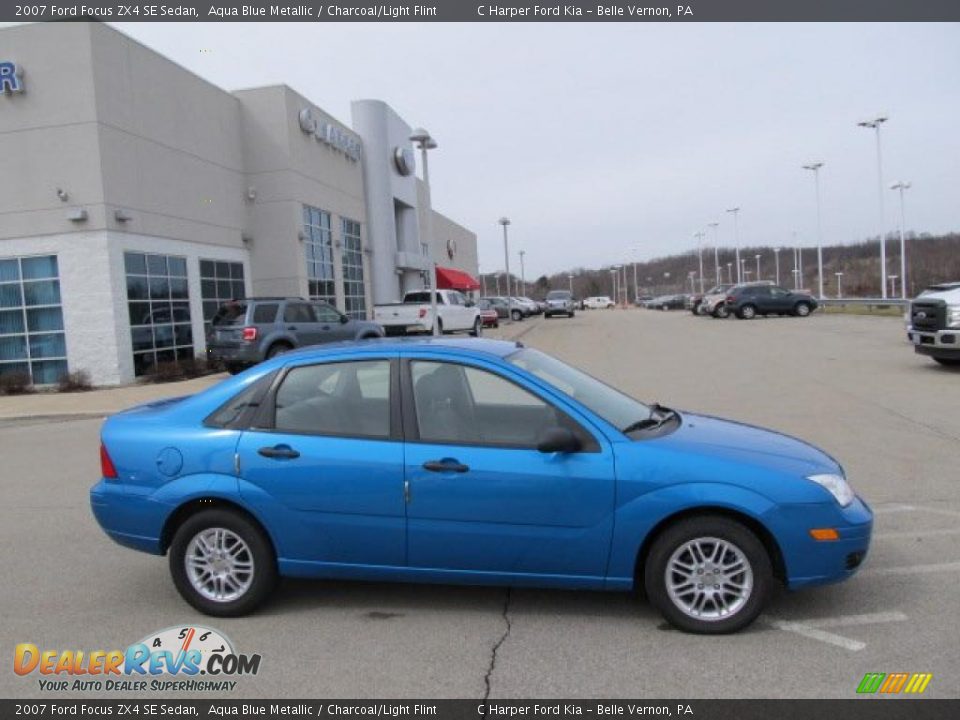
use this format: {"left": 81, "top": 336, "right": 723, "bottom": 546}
{"left": 546, "top": 290, "right": 571, "bottom": 300}
{"left": 507, "top": 348, "right": 649, "bottom": 429}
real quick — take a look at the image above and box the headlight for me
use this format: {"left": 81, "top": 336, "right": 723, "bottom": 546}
{"left": 947, "top": 305, "right": 960, "bottom": 329}
{"left": 807, "top": 473, "right": 855, "bottom": 507}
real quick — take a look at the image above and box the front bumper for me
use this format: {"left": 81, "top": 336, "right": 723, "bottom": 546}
{"left": 767, "top": 496, "right": 873, "bottom": 590}
{"left": 545, "top": 305, "right": 573, "bottom": 316}
{"left": 908, "top": 329, "right": 960, "bottom": 358}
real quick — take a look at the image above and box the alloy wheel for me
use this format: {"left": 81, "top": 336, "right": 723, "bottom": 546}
{"left": 664, "top": 536, "right": 753, "bottom": 621}
{"left": 184, "top": 527, "right": 255, "bottom": 603}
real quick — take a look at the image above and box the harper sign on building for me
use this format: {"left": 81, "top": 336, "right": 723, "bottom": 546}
{"left": 0, "top": 62, "right": 24, "bottom": 94}
{"left": 298, "top": 107, "right": 362, "bottom": 161}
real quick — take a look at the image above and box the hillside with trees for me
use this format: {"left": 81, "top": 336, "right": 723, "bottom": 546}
{"left": 482, "top": 232, "right": 960, "bottom": 301}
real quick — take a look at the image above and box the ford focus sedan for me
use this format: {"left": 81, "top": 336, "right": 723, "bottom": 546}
{"left": 90, "top": 338, "right": 871, "bottom": 633}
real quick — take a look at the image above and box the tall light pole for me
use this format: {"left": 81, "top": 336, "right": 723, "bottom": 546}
{"left": 481, "top": 267, "right": 487, "bottom": 296}
{"left": 410, "top": 128, "right": 440, "bottom": 335}
{"left": 622, "top": 264, "right": 628, "bottom": 306}
{"left": 835, "top": 271, "right": 843, "bottom": 299}
{"left": 858, "top": 115, "right": 889, "bottom": 298}
{"left": 610, "top": 268, "right": 618, "bottom": 301}
{"left": 499, "top": 217, "right": 513, "bottom": 322}
{"left": 518, "top": 249, "right": 526, "bottom": 297}
{"left": 726, "top": 262, "right": 733, "bottom": 284}
{"left": 739, "top": 257, "right": 747, "bottom": 282}
{"left": 773, "top": 247, "right": 781, "bottom": 286}
{"left": 754, "top": 253, "right": 761, "bottom": 280}
{"left": 495, "top": 273, "right": 501, "bottom": 296}
{"left": 891, "top": 181, "right": 911, "bottom": 298}
{"left": 688, "top": 271, "right": 696, "bottom": 294}
{"left": 631, "top": 246, "right": 641, "bottom": 304}
{"left": 803, "top": 162, "right": 825, "bottom": 299}
{"left": 726, "top": 208, "right": 741, "bottom": 283}
{"left": 693, "top": 231, "right": 706, "bottom": 294}
{"left": 568, "top": 273, "right": 574, "bottom": 293}
{"left": 708, "top": 222, "right": 720, "bottom": 286}
{"left": 888, "top": 275, "right": 898, "bottom": 298}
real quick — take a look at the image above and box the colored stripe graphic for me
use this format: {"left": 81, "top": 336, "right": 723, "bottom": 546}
{"left": 857, "top": 673, "right": 885, "bottom": 694}
{"left": 857, "top": 672, "right": 932, "bottom": 694}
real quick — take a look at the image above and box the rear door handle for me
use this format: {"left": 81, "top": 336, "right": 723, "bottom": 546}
{"left": 423, "top": 459, "right": 470, "bottom": 473}
{"left": 258, "top": 444, "right": 300, "bottom": 460}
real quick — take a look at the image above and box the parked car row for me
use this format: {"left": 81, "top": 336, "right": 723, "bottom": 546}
{"left": 641, "top": 294, "right": 690, "bottom": 311}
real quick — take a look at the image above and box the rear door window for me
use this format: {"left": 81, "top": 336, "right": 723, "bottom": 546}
{"left": 283, "top": 303, "right": 316, "bottom": 324}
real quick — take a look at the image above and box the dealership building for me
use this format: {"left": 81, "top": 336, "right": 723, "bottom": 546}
{"left": 0, "top": 22, "right": 478, "bottom": 386}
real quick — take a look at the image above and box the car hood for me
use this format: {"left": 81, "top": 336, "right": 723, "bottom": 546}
{"left": 915, "top": 288, "right": 960, "bottom": 303}
{"left": 653, "top": 412, "right": 841, "bottom": 477}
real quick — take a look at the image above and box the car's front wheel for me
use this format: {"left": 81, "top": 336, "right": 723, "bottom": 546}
{"left": 169, "top": 509, "right": 277, "bottom": 617}
{"left": 644, "top": 515, "right": 772, "bottom": 634}
{"left": 469, "top": 317, "right": 482, "bottom": 337}
{"left": 511, "top": 310, "right": 523, "bottom": 321}
{"left": 794, "top": 302, "right": 812, "bottom": 317}
{"left": 738, "top": 304, "right": 757, "bottom": 320}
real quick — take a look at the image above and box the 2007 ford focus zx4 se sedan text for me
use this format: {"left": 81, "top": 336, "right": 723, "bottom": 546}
{"left": 90, "top": 338, "right": 872, "bottom": 633}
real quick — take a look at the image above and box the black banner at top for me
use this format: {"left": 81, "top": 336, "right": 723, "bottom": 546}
{"left": 2, "top": 0, "right": 960, "bottom": 23}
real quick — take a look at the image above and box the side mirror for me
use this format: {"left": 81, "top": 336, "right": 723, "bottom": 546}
{"left": 536, "top": 426, "right": 581, "bottom": 454}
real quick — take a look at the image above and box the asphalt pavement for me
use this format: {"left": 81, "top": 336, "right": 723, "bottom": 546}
{"left": 2, "top": 309, "right": 958, "bottom": 699}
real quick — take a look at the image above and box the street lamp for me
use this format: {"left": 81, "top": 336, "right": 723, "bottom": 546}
{"left": 410, "top": 127, "right": 440, "bottom": 335}
{"left": 726, "top": 262, "right": 733, "bottom": 284}
{"left": 739, "top": 257, "right": 747, "bottom": 282}
{"left": 773, "top": 247, "right": 781, "bottom": 286}
{"left": 891, "top": 181, "right": 911, "bottom": 299}
{"left": 688, "top": 270, "right": 696, "bottom": 294}
{"left": 707, "top": 222, "right": 720, "bottom": 286}
{"left": 693, "top": 231, "right": 706, "bottom": 294}
{"left": 494, "top": 272, "right": 501, "bottom": 296}
{"left": 518, "top": 249, "right": 526, "bottom": 297}
{"left": 726, "top": 208, "right": 741, "bottom": 283}
{"left": 888, "top": 274, "right": 899, "bottom": 298}
{"left": 754, "top": 253, "right": 761, "bottom": 280}
{"left": 802, "top": 162, "right": 825, "bottom": 298}
{"left": 835, "top": 272, "right": 843, "bottom": 299}
{"left": 567, "top": 273, "right": 574, "bottom": 293}
{"left": 499, "top": 217, "right": 513, "bottom": 322}
{"left": 857, "top": 115, "right": 889, "bottom": 298}
{"left": 610, "top": 268, "right": 618, "bottom": 301}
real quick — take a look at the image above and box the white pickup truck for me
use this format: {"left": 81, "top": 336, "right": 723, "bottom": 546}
{"left": 907, "top": 281, "right": 960, "bottom": 366}
{"left": 374, "top": 289, "right": 482, "bottom": 337}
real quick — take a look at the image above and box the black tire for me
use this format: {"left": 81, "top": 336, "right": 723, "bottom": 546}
{"left": 712, "top": 304, "right": 729, "bottom": 319}
{"left": 644, "top": 515, "right": 772, "bottom": 634}
{"left": 225, "top": 363, "right": 245, "bottom": 375}
{"left": 738, "top": 304, "right": 757, "bottom": 320}
{"left": 934, "top": 357, "right": 960, "bottom": 367}
{"left": 266, "top": 342, "right": 292, "bottom": 359}
{"left": 469, "top": 317, "right": 482, "bottom": 337}
{"left": 569, "top": 311, "right": 575, "bottom": 318}
{"left": 168, "top": 508, "right": 277, "bottom": 617}
{"left": 511, "top": 309, "right": 523, "bottom": 321}
{"left": 794, "top": 302, "right": 812, "bottom": 317}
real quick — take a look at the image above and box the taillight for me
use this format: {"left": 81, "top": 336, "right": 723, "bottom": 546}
{"left": 242, "top": 327, "right": 258, "bottom": 342}
{"left": 418, "top": 308, "right": 428, "bottom": 319}
{"left": 726, "top": 296, "right": 735, "bottom": 303}
{"left": 100, "top": 443, "right": 118, "bottom": 480}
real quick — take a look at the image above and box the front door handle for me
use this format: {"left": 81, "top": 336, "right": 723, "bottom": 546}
{"left": 423, "top": 459, "right": 470, "bottom": 473}
{"left": 258, "top": 444, "right": 300, "bottom": 460}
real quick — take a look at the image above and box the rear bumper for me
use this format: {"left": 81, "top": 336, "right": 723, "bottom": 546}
{"left": 206, "top": 343, "right": 260, "bottom": 364}
{"left": 90, "top": 479, "right": 165, "bottom": 555}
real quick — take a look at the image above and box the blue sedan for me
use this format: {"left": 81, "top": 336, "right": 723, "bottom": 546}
{"left": 91, "top": 338, "right": 872, "bottom": 633}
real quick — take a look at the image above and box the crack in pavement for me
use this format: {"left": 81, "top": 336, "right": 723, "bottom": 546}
{"left": 482, "top": 587, "right": 513, "bottom": 708}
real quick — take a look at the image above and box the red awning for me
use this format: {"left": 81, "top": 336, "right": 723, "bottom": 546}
{"left": 435, "top": 266, "right": 480, "bottom": 291}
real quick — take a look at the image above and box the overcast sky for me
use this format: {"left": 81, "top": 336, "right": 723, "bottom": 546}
{"left": 13, "top": 21, "right": 960, "bottom": 277}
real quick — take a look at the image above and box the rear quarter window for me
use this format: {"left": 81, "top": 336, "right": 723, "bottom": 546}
{"left": 252, "top": 303, "right": 279, "bottom": 324}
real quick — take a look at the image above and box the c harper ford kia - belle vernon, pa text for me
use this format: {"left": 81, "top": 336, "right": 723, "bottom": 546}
{"left": 90, "top": 338, "right": 872, "bottom": 634}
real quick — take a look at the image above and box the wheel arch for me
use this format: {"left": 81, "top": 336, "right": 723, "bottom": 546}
{"left": 632, "top": 506, "right": 787, "bottom": 588}
{"left": 160, "top": 496, "right": 278, "bottom": 560}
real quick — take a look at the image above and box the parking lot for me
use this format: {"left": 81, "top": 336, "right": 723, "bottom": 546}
{"left": 2, "top": 308, "right": 958, "bottom": 699}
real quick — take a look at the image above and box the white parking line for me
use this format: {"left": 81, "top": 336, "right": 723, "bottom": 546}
{"left": 872, "top": 504, "right": 917, "bottom": 514}
{"left": 875, "top": 527, "right": 960, "bottom": 540}
{"left": 863, "top": 561, "right": 960, "bottom": 576}
{"left": 812, "top": 611, "right": 908, "bottom": 628}
{"left": 764, "top": 610, "right": 909, "bottom": 651}
{"left": 766, "top": 619, "right": 866, "bottom": 651}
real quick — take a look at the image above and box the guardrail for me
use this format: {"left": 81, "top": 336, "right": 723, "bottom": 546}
{"left": 819, "top": 297, "right": 909, "bottom": 308}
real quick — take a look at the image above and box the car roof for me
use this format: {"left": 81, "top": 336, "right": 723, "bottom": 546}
{"left": 280, "top": 336, "right": 523, "bottom": 361}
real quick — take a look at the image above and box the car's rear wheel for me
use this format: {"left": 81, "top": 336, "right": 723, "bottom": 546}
{"left": 712, "top": 304, "right": 729, "bottom": 319}
{"left": 469, "top": 317, "right": 482, "bottom": 337}
{"left": 794, "top": 302, "right": 812, "bottom": 317}
{"left": 511, "top": 309, "right": 523, "bottom": 321}
{"left": 169, "top": 509, "right": 277, "bottom": 617}
{"left": 738, "top": 304, "right": 757, "bottom": 320}
{"left": 644, "top": 515, "right": 772, "bottom": 634}
{"left": 225, "top": 362, "right": 245, "bottom": 375}
{"left": 266, "top": 342, "right": 292, "bottom": 359}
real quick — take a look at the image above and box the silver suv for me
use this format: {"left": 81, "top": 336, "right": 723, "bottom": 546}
{"left": 206, "top": 297, "right": 384, "bottom": 374}
{"left": 545, "top": 289, "right": 576, "bottom": 318}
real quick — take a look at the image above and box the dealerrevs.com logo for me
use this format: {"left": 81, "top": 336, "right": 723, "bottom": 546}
{"left": 14, "top": 625, "right": 261, "bottom": 693}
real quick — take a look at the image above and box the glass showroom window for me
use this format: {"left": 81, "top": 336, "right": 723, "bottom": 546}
{"left": 304, "top": 205, "right": 336, "bottom": 305}
{"left": 125, "top": 252, "right": 193, "bottom": 377}
{"left": 200, "top": 259, "right": 245, "bottom": 331}
{"left": 342, "top": 218, "right": 366, "bottom": 319}
{"left": 0, "top": 255, "right": 68, "bottom": 385}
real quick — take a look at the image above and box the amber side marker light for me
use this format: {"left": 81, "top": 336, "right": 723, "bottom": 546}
{"left": 810, "top": 528, "right": 839, "bottom": 541}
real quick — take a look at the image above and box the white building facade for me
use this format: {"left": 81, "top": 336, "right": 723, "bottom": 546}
{"left": 0, "top": 22, "right": 477, "bottom": 386}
